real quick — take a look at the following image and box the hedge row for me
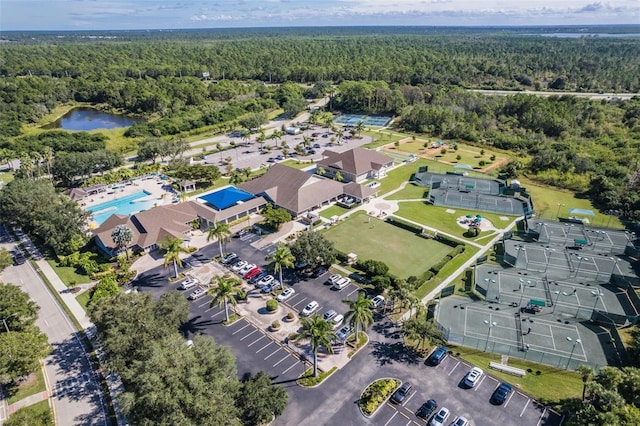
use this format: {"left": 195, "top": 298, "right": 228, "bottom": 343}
{"left": 384, "top": 217, "right": 422, "bottom": 234}
{"left": 359, "top": 378, "right": 400, "bottom": 416}
{"left": 435, "top": 233, "right": 461, "bottom": 248}
{"left": 429, "top": 245, "right": 465, "bottom": 275}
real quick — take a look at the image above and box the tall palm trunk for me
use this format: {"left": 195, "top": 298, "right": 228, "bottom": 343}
{"left": 224, "top": 299, "right": 230, "bottom": 323}
{"left": 173, "top": 259, "right": 179, "bottom": 278}
{"left": 313, "top": 351, "right": 319, "bottom": 377}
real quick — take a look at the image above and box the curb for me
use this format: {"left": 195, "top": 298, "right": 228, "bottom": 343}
{"left": 358, "top": 378, "right": 401, "bottom": 418}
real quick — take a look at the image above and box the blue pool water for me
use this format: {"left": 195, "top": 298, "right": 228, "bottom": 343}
{"left": 87, "top": 191, "right": 155, "bottom": 225}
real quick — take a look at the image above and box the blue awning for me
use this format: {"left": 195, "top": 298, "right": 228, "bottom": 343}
{"left": 569, "top": 208, "right": 595, "bottom": 216}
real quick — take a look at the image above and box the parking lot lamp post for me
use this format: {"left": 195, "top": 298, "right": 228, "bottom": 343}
{"left": 1, "top": 313, "right": 17, "bottom": 333}
{"left": 566, "top": 337, "right": 581, "bottom": 369}
{"left": 563, "top": 224, "right": 575, "bottom": 245}
{"left": 518, "top": 279, "right": 526, "bottom": 307}
{"left": 609, "top": 257, "right": 620, "bottom": 278}
{"left": 484, "top": 320, "right": 497, "bottom": 352}
{"left": 552, "top": 291, "right": 569, "bottom": 314}
{"left": 544, "top": 248, "right": 556, "bottom": 273}
{"left": 574, "top": 256, "right": 589, "bottom": 277}
{"left": 592, "top": 289, "right": 603, "bottom": 312}
{"left": 556, "top": 203, "right": 565, "bottom": 219}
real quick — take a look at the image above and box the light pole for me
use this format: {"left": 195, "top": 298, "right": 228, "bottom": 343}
{"left": 552, "top": 291, "right": 569, "bottom": 314}
{"left": 556, "top": 203, "right": 565, "bottom": 219}
{"left": 1, "top": 313, "right": 17, "bottom": 333}
{"left": 484, "top": 320, "right": 497, "bottom": 352}
{"left": 609, "top": 257, "right": 620, "bottom": 279}
{"left": 544, "top": 248, "right": 556, "bottom": 273}
{"left": 518, "top": 279, "right": 526, "bottom": 307}
{"left": 563, "top": 224, "right": 575, "bottom": 245}
{"left": 592, "top": 289, "right": 603, "bottom": 312}
{"left": 515, "top": 245, "right": 526, "bottom": 267}
{"left": 566, "top": 336, "right": 581, "bottom": 369}
{"left": 574, "top": 256, "right": 589, "bottom": 277}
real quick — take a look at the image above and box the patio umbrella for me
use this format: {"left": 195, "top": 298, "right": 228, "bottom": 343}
{"left": 466, "top": 214, "right": 474, "bottom": 218}
{"left": 476, "top": 214, "right": 482, "bottom": 218}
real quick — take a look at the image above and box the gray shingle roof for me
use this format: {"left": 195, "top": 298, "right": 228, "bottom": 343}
{"left": 317, "top": 147, "right": 393, "bottom": 176}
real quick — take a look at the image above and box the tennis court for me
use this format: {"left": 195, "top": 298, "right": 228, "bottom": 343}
{"left": 333, "top": 113, "right": 392, "bottom": 127}
{"left": 415, "top": 171, "right": 502, "bottom": 195}
{"left": 430, "top": 189, "right": 526, "bottom": 216}
{"left": 534, "top": 221, "right": 631, "bottom": 255}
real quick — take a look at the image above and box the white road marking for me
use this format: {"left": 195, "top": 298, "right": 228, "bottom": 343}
{"left": 239, "top": 329, "right": 258, "bottom": 341}
{"left": 198, "top": 300, "right": 211, "bottom": 308}
{"left": 256, "top": 342, "right": 273, "bottom": 353}
{"left": 448, "top": 361, "right": 460, "bottom": 376}
{"left": 210, "top": 310, "right": 224, "bottom": 318}
{"left": 537, "top": 407, "right": 548, "bottom": 426}
{"left": 264, "top": 347, "right": 283, "bottom": 360}
{"left": 474, "top": 375, "right": 487, "bottom": 391}
{"left": 504, "top": 390, "right": 515, "bottom": 407}
{"left": 383, "top": 411, "right": 398, "bottom": 426}
{"left": 247, "top": 336, "right": 265, "bottom": 347}
{"left": 273, "top": 354, "right": 290, "bottom": 367}
{"left": 520, "top": 398, "right": 531, "bottom": 417}
{"left": 347, "top": 287, "right": 360, "bottom": 297}
{"left": 402, "top": 390, "right": 416, "bottom": 407}
{"left": 232, "top": 324, "right": 251, "bottom": 335}
{"left": 281, "top": 360, "right": 301, "bottom": 375}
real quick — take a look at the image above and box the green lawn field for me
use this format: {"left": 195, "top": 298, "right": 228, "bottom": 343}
{"left": 322, "top": 212, "right": 451, "bottom": 278}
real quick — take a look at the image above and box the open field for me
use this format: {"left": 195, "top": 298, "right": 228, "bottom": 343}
{"left": 47, "top": 260, "right": 93, "bottom": 286}
{"left": 5, "top": 400, "right": 54, "bottom": 425}
{"left": 413, "top": 245, "right": 479, "bottom": 299}
{"left": 395, "top": 202, "right": 512, "bottom": 240}
{"left": 518, "top": 176, "right": 624, "bottom": 229}
{"left": 322, "top": 212, "right": 451, "bottom": 278}
{"left": 384, "top": 183, "right": 428, "bottom": 200}
{"left": 6, "top": 368, "right": 46, "bottom": 404}
{"left": 319, "top": 204, "right": 350, "bottom": 220}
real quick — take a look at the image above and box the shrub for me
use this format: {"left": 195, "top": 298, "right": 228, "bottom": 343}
{"left": 266, "top": 299, "right": 279, "bottom": 312}
{"left": 359, "top": 378, "right": 400, "bottom": 416}
{"left": 271, "top": 320, "right": 281, "bottom": 330}
{"left": 286, "top": 312, "right": 295, "bottom": 320}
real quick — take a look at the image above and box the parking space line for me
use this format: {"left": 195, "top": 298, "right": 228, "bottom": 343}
{"left": 210, "top": 310, "right": 224, "bottom": 318}
{"left": 240, "top": 329, "right": 258, "bottom": 341}
{"left": 232, "top": 324, "right": 251, "bottom": 335}
{"left": 383, "top": 411, "right": 398, "bottom": 426}
{"left": 504, "top": 390, "right": 515, "bottom": 408}
{"left": 537, "top": 407, "right": 548, "bottom": 426}
{"left": 273, "top": 354, "right": 290, "bottom": 367}
{"left": 256, "top": 342, "right": 273, "bottom": 353}
{"left": 474, "top": 375, "right": 487, "bottom": 391}
{"left": 247, "top": 335, "right": 265, "bottom": 347}
{"left": 291, "top": 297, "right": 307, "bottom": 309}
{"left": 196, "top": 299, "right": 211, "bottom": 308}
{"left": 402, "top": 390, "right": 416, "bottom": 407}
{"left": 264, "top": 347, "right": 283, "bottom": 360}
{"left": 448, "top": 360, "right": 460, "bottom": 376}
{"left": 346, "top": 287, "right": 360, "bottom": 297}
{"left": 520, "top": 398, "right": 531, "bottom": 417}
{"left": 398, "top": 411, "right": 410, "bottom": 420}
{"left": 281, "top": 360, "right": 301, "bottom": 375}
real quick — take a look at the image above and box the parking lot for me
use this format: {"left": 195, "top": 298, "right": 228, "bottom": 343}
{"left": 375, "top": 353, "right": 555, "bottom": 426}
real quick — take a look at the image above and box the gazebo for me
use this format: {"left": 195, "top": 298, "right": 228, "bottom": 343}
{"left": 178, "top": 179, "right": 196, "bottom": 193}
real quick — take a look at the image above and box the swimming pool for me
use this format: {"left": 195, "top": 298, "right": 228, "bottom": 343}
{"left": 87, "top": 191, "right": 156, "bottom": 225}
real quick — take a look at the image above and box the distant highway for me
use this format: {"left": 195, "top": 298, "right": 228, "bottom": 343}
{"left": 470, "top": 89, "right": 637, "bottom": 100}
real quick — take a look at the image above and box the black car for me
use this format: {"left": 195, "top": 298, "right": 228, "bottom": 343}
{"left": 391, "top": 381, "right": 412, "bottom": 404}
{"left": 426, "top": 346, "right": 448, "bottom": 366}
{"left": 249, "top": 272, "right": 267, "bottom": 285}
{"left": 490, "top": 382, "right": 513, "bottom": 405}
{"left": 416, "top": 399, "right": 437, "bottom": 420}
{"left": 311, "top": 266, "right": 328, "bottom": 278}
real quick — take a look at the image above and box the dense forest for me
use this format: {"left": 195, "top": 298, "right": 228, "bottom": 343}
{"left": 0, "top": 28, "right": 639, "bottom": 220}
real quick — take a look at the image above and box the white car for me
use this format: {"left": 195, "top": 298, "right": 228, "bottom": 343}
{"left": 238, "top": 263, "right": 256, "bottom": 275}
{"left": 301, "top": 301, "right": 319, "bottom": 316}
{"left": 331, "top": 314, "right": 344, "bottom": 330}
{"left": 276, "top": 287, "right": 295, "bottom": 302}
{"left": 332, "top": 277, "right": 351, "bottom": 290}
{"left": 231, "top": 260, "right": 247, "bottom": 272}
{"left": 188, "top": 288, "right": 207, "bottom": 300}
{"left": 326, "top": 274, "right": 342, "bottom": 285}
{"left": 450, "top": 416, "right": 469, "bottom": 426}
{"left": 371, "top": 295, "right": 385, "bottom": 309}
{"left": 179, "top": 278, "right": 199, "bottom": 290}
{"left": 256, "top": 275, "right": 274, "bottom": 288}
{"left": 323, "top": 309, "right": 337, "bottom": 321}
{"left": 463, "top": 367, "right": 484, "bottom": 388}
{"left": 430, "top": 407, "right": 450, "bottom": 426}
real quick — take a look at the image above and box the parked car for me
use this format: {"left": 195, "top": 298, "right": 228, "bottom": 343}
{"left": 463, "top": 367, "right": 484, "bottom": 388}
{"left": 416, "top": 399, "right": 438, "bottom": 420}
{"left": 294, "top": 260, "right": 308, "bottom": 270}
{"left": 234, "top": 229, "right": 249, "bottom": 238}
{"left": 256, "top": 275, "right": 275, "bottom": 288}
{"left": 330, "top": 314, "right": 344, "bottom": 330}
{"left": 426, "top": 346, "right": 448, "bottom": 366}
{"left": 178, "top": 278, "right": 199, "bottom": 290}
{"left": 313, "top": 143, "right": 321, "bottom": 148}
{"left": 244, "top": 267, "right": 262, "bottom": 280}
{"left": 238, "top": 263, "right": 256, "bottom": 275}
{"left": 276, "top": 287, "right": 295, "bottom": 302}
{"left": 326, "top": 274, "right": 342, "bottom": 285}
{"left": 391, "top": 381, "right": 412, "bottom": 404}
{"left": 231, "top": 260, "right": 248, "bottom": 272}
{"left": 450, "top": 416, "right": 469, "bottom": 426}
{"left": 262, "top": 283, "right": 276, "bottom": 293}
{"left": 312, "top": 266, "right": 328, "bottom": 277}
{"left": 301, "top": 301, "right": 319, "bottom": 316}
{"left": 188, "top": 288, "right": 207, "bottom": 300}
{"left": 323, "top": 309, "right": 337, "bottom": 321}
{"left": 336, "top": 324, "right": 352, "bottom": 341}
{"left": 371, "top": 295, "right": 385, "bottom": 308}
{"left": 367, "top": 181, "right": 380, "bottom": 188}
{"left": 220, "top": 252, "right": 237, "bottom": 264}
{"left": 490, "top": 382, "right": 513, "bottom": 405}
{"left": 332, "top": 277, "right": 351, "bottom": 290}
{"left": 429, "top": 407, "right": 450, "bottom": 426}
{"left": 249, "top": 272, "right": 267, "bottom": 285}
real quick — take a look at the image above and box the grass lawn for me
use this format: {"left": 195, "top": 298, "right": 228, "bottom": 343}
{"left": 281, "top": 159, "right": 315, "bottom": 170}
{"left": 395, "top": 202, "right": 514, "bottom": 241}
{"left": 414, "top": 246, "right": 479, "bottom": 299}
{"left": 319, "top": 204, "right": 350, "bottom": 220}
{"left": 6, "top": 400, "right": 54, "bottom": 425}
{"left": 6, "top": 368, "right": 46, "bottom": 404}
{"left": 323, "top": 212, "right": 451, "bottom": 278}
{"left": 362, "top": 130, "right": 405, "bottom": 148}
{"left": 76, "top": 291, "right": 91, "bottom": 311}
{"left": 47, "top": 260, "right": 92, "bottom": 286}
{"left": 0, "top": 171, "right": 15, "bottom": 185}
{"left": 384, "top": 183, "right": 429, "bottom": 200}
{"left": 451, "top": 346, "right": 582, "bottom": 404}
{"left": 377, "top": 158, "right": 432, "bottom": 196}
{"left": 517, "top": 176, "right": 624, "bottom": 229}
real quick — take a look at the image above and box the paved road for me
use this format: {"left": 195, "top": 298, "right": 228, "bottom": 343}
{"left": 470, "top": 89, "right": 637, "bottom": 100}
{"left": 1, "top": 263, "right": 108, "bottom": 426}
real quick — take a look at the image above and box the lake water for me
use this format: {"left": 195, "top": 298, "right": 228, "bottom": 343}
{"left": 532, "top": 33, "right": 640, "bottom": 38}
{"left": 44, "top": 108, "right": 143, "bottom": 131}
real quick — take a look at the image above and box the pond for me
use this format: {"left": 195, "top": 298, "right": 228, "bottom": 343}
{"left": 43, "top": 108, "right": 143, "bottom": 131}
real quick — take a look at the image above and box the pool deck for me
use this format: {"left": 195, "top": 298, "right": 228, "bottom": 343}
{"left": 81, "top": 176, "right": 176, "bottom": 225}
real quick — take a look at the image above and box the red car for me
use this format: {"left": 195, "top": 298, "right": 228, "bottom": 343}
{"left": 244, "top": 267, "right": 262, "bottom": 280}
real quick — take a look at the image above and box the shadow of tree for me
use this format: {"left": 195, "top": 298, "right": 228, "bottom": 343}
{"left": 370, "top": 341, "right": 420, "bottom": 366}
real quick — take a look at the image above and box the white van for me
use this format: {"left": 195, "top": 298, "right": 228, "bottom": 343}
{"left": 331, "top": 314, "right": 344, "bottom": 330}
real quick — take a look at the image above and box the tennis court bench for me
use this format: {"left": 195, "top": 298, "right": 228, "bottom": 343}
{"left": 489, "top": 362, "right": 527, "bottom": 377}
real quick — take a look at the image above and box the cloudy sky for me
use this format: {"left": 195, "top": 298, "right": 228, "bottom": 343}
{"left": 1, "top": 0, "right": 638, "bottom": 31}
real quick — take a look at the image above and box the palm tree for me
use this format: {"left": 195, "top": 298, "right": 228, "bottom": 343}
{"left": 336, "top": 128, "right": 344, "bottom": 144}
{"left": 343, "top": 292, "right": 374, "bottom": 343}
{"left": 334, "top": 171, "right": 343, "bottom": 182}
{"left": 576, "top": 365, "right": 594, "bottom": 401}
{"left": 207, "top": 221, "right": 232, "bottom": 259}
{"left": 316, "top": 166, "right": 326, "bottom": 177}
{"left": 267, "top": 244, "right": 295, "bottom": 289}
{"left": 159, "top": 236, "right": 189, "bottom": 278}
{"left": 208, "top": 274, "right": 242, "bottom": 323}
{"left": 42, "top": 146, "right": 54, "bottom": 177}
{"left": 355, "top": 121, "right": 365, "bottom": 137}
{"left": 294, "top": 314, "right": 336, "bottom": 378}
{"left": 111, "top": 224, "right": 134, "bottom": 260}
